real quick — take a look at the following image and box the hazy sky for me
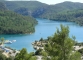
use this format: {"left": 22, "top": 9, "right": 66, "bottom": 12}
{"left": 5, "top": 0, "right": 83, "bottom": 4}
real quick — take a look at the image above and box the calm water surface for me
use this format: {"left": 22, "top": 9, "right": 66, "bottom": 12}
{"left": 0, "top": 18, "right": 83, "bottom": 52}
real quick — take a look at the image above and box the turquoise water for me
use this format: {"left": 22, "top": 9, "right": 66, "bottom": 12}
{"left": 0, "top": 18, "right": 83, "bottom": 52}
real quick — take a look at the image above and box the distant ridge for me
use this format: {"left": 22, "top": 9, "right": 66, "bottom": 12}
{"left": 2, "top": 1, "right": 83, "bottom": 14}
{"left": 1, "top": 1, "right": 83, "bottom": 26}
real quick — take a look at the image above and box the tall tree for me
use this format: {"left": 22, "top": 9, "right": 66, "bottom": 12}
{"left": 44, "top": 24, "right": 81, "bottom": 60}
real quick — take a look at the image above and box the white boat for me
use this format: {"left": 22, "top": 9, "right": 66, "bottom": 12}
{"left": 12, "top": 40, "right": 16, "bottom": 42}
{"left": 4, "top": 41, "right": 12, "bottom": 44}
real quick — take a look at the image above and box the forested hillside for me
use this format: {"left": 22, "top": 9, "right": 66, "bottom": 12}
{"left": 0, "top": 2, "right": 37, "bottom": 34}
{"left": 0, "top": 10, "right": 37, "bottom": 34}
{"left": 3, "top": 1, "right": 83, "bottom": 17}
{"left": 39, "top": 1, "right": 83, "bottom": 17}
{"left": 2, "top": 1, "right": 83, "bottom": 26}
{"left": 3, "top": 1, "right": 48, "bottom": 16}
{"left": 40, "top": 9, "right": 83, "bottom": 25}
{"left": 3, "top": 1, "right": 48, "bottom": 11}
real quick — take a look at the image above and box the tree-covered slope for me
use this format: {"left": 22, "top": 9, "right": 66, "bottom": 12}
{"left": 2, "top": 1, "right": 83, "bottom": 26}
{"left": 3, "top": 1, "right": 83, "bottom": 17}
{"left": 3, "top": 1, "right": 48, "bottom": 11}
{"left": 3, "top": 1, "right": 83, "bottom": 16}
{"left": 3, "top": 1, "right": 48, "bottom": 16}
{"left": 39, "top": 1, "right": 83, "bottom": 18}
{"left": 0, "top": 2, "right": 38, "bottom": 34}
{"left": 40, "top": 9, "right": 83, "bottom": 26}
{"left": 0, "top": 10, "right": 37, "bottom": 34}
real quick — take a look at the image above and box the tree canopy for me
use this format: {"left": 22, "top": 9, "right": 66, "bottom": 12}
{"left": 42, "top": 25, "right": 81, "bottom": 60}
{"left": 0, "top": 10, "right": 37, "bottom": 34}
{"left": 3, "top": 1, "right": 83, "bottom": 26}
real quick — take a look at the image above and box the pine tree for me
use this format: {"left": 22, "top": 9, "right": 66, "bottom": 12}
{"left": 44, "top": 24, "right": 81, "bottom": 60}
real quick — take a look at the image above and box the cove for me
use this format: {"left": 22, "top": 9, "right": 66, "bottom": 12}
{"left": 0, "top": 18, "right": 83, "bottom": 52}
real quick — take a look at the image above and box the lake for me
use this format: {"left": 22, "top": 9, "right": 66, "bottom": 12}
{"left": 0, "top": 18, "right": 83, "bottom": 52}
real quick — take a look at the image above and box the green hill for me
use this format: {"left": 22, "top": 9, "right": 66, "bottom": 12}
{"left": 39, "top": 1, "right": 83, "bottom": 18}
{"left": 3, "top": 1, "right": 83, "bottom": 17}
{"left": 3, "top": 1, "right": 48, "bottom": 11}
{"left": 2, "top": 1, "right": 83, "bottom": 26}
{"left": 0, "top": 2, "right": 37, "bottom": 34}
{"left": 41, "top": 9, "right": 83, "bottom": 25}
{"left": 3, "top": 1, "right": 48, "bottom": 16}
{"left": 0, "top": 10, "right": 37, "bottom": 34}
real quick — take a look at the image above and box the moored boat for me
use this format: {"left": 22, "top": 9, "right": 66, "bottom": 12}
{"left": 12, "top": 40, "right": 16, "bottom": 42}
{"left": 4, "top": 40, "right": 12, "bottom": 44}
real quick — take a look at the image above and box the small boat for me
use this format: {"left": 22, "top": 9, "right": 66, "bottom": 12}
{"left": 12, "top": 40, "right": 16, "bottom": 42}
{"left": 4, "top": 41, "right": 12, "bottom": 44}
